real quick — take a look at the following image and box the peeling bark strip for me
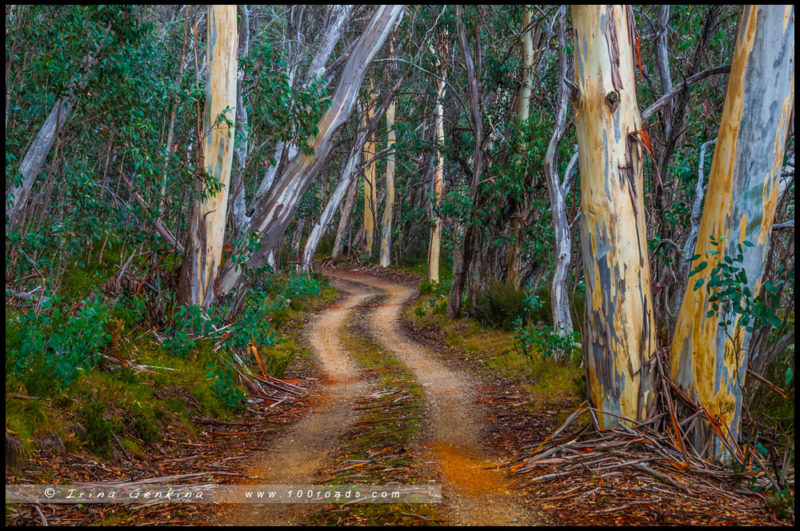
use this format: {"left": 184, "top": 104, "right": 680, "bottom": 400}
{"left": 215, "top": 5, "right": 404, "bottom": 297}
{"left": 670, "top": 5, "right": 794, "bottom": 461}
{"left": 178, "top": 5, "right": 238, "bottom": 308}
{"left": 572, "top": 5, "right": 658, "bottom": 429}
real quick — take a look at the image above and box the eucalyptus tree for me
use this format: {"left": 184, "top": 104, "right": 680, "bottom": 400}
{"left": 572, "top": 5, "right": 658, "bottom": 428}
{"left": 379, "top": 72, "right": 397, "bottom": 267}
{"left": 670, "top": 4, "right": 794, "bottom": 460}
{"left": 215, "top": 5, "right": 404, "bottom": 297}
{"left": 177, "top": 5, "right": 238, "bottom": 308}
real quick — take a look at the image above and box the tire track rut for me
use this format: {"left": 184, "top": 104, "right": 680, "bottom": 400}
{"left": 328, "top": 270, "right": 540, "bottom": 526}
{"left": 224, "top": 279, "right": 373, "bottom": 526}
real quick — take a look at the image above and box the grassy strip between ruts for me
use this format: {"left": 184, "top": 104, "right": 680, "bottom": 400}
{"left": 307, "top": 294, "right": 444, "bottom": 526}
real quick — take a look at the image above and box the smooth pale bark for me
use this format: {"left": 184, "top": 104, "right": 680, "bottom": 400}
{"left": 332, "top": 175, "right": 358, "bottom": 258}
{"left": 447, "top": 5, "right": 484, "bottom": 319}
{"left": 428, "top": 66, "right": 447, "bottom": 283}
{"left": 6, "top": 99, "right": 71, "bottom": 231}
{"left": 572, "top": 5, "right": 658, "bottom": 428}
{"left": 542, "top": 6, "right": 573, "bottom": 340}
{"left": 7, "top": 23, "right": 112, "bottom": 232}
{"left": 670, "top": 5, "right": 794, "bottom": 461}
{"left": 362, "top": 79, "right": 377, "bottom": 259}
{"left": 178, "top": 5, "right": 237, "bottom": 308}
{"left": 215, "top": 5, "right": 403, "bottom": 296}
{"left": 302, "top": 138, "right": 364, "bottom": 271}
{"left": 379, "top": 95, "right": 396, "bottom": 267}
{"left": 230, "top": 6, "right": 251, "bottom": 240}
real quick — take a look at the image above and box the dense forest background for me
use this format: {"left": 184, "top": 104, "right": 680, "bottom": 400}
{"left": 5, "top": 5, "right": 794, "bottom": 525}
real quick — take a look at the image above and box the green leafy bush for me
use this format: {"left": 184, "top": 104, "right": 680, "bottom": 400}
{"left": 81, "top": 401, "right": 120, "bottom": 455}
{"left": 9, "top": 295, "right": 111, "bottom": 394}
{"left": 207, "top": 362, "right": 246, "bottom": 410}
{"left": 474, "top": 281, "right": 528, "bottom": 330}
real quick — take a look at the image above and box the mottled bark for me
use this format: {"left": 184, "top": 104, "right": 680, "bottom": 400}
{"left": 215, "top": 5, "right": 403, "bottom": 296}
{"left": 670, "top": 5, "right": 794, "bottom": 461}
{"left": 572, "top": 5, "right": 658, "bottom": 428}
{"left": 178, "top": 5, "right": 238, "bottom": 308}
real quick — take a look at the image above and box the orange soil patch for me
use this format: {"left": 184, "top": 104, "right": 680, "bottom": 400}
{"left": 432, "top": 441, "right": 513, "bottom": 498}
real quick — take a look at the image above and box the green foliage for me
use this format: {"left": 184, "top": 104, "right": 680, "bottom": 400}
{"left": 81, "top": 401, "right": 121, "bottom": 455}
{"left": 690, "top": 237, "right": 783, "bottom": 335}
{"left": 512, "top": 282, "right": 581, "bottom": 361}
{"left": 284, "top": 272, "right": 323, "bottom": 300}
{"left": 474, "top": 281, "right": 527, "bottom": 331}
{"left": 8, "top": 295, "right": 111, "bottom": 394}
{"left": 206, "top": 362, "right": 245, "bottom": 410}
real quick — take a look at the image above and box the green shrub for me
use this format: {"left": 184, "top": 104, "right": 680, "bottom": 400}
{"left": 207, "top": 362, "right": 246, "bottom": 410}
{"left": 474, "top": 281, "right": 528, "bottom": 330}
{"left": 82, "top": 401, "right": 120, "bottom": 455}
{"left": 128, "top": 401, "right": 162, "bottom": 443}
{"left": 284, "top": 272, "right": 322, "bottom": 300}
{"left": 9, "top": 295, "right": 111, "bottom": 394}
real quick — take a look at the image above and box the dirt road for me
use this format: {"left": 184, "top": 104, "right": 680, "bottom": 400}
{"left": 225, "top": 271, "right": 539, "bottom": 526}
{"left": 327, "top": 271, "right": 540, "bottom": 526}
{"left": 224, "top": 279, "right": 374, "bottom": 526}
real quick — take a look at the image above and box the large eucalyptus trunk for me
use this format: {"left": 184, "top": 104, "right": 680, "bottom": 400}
{"left": 670, "top": 5, "right": 794, "bottom": 461}
{"left": 572, "top": 5, "right": 658, "bottom": 428}
{"left": 178, "top": 5, "right": 237, "bottom": 308}
{"left": 379, "top": 94, "right": 396, "bottom": 267}
{"left": 215, "top": 5, "right": 403, "bottom": 296}
{"left": 427, "top": 65, "right": 447, "bottom": 283}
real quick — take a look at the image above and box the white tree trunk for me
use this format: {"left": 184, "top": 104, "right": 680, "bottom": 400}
{"left": 216, "top": 5, "right": 403, "bottom": 296}
{"left": 379, "top": 95, "right": 396, "bottom": 267}
{"left": 178, "top": 5, "right": 238, "bottom": 308}
{"left": 302, "top": 138, "right": 365, "bottom": 271}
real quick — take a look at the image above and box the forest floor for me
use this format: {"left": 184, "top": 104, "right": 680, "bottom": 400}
{"left": 6, "top": 267, "right": 789, "bottom": 526}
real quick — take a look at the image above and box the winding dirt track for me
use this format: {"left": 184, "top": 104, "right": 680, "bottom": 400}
{"left": 327, "top": 271, "right": 539, "bottom": 526}
{"left": 225, "top": 278, "right": 373, "bottom": 526}
{"left": 225, "top": 271, "right": 540, "bottom": 526}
